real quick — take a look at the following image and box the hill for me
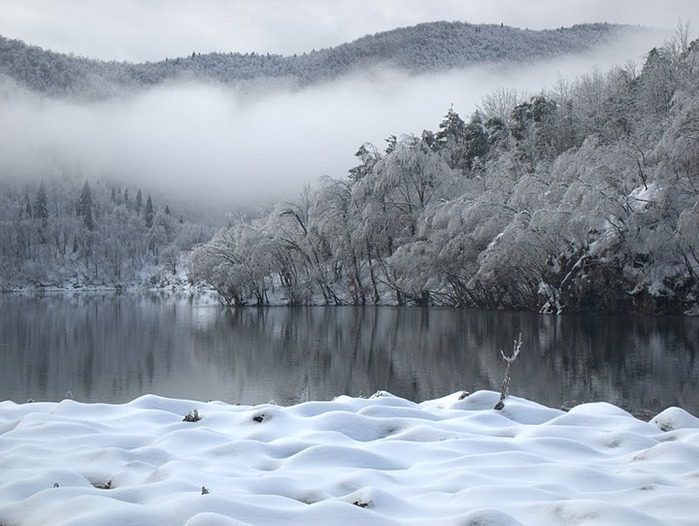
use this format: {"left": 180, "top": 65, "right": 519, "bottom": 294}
{"left": 0, "top": 22, "right": 636, "bottom": 98}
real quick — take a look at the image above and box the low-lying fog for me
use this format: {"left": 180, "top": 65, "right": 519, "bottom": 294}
{"left": 0, "top": 29, "right": 665, "bottom": 207}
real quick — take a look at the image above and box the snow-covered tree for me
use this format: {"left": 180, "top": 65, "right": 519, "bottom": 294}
{"left": 33, "top": 182, "right": 49, "bottom": 227}
{"left": 144, "top": 195, "right": 154, "bottom": 228}
{"left": 77, "top": 181, "right": 94, "bottom": 231}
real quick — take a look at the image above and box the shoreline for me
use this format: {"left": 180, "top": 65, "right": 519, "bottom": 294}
{"left": 3, "top": 286, "right": 699, "bottom": 317}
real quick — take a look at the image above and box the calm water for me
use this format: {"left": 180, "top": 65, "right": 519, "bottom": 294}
{"left": 1, "top": 293, "right": 698, "bottom": 415}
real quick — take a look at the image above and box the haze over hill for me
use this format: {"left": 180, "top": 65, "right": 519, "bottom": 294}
{"left": 2, "top": 16, "right": 699, "bottom": 315}
{"left": 0, "top": 22, "right": 660, "bottom": 206}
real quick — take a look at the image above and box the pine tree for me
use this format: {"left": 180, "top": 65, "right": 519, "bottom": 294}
{"left": 436, "top": 106, "right": 467, "bottom": 150}
{"left": 78, "top": 181, "right": 94, "bottom": 231}
{"left": 164, "top": 205, "right": 171, "bottom": 215}
{"left": 34, "top": 182, "right": 49, "bottom": 226}
{"left": 348, "top": 143, "right": 380, "bottom": 181}
{"left": 462, "top": 112, "right": 490, "bottom": 169}
{"left": 24, "top": 195, "right": 33, "bottom": 219}
{"left": 435, "top": 106, "right": 470, "bottom": 170}
{"left": 385, "top": 135, "right": 397, "bottom": 154}
{"left": 136, "top": 189, "right": 143, "bottom": 213}
{"left": 145, "top": 195, "right": 154, "bottom": 228}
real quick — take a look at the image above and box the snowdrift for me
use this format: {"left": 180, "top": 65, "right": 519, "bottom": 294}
{"left": 1, "top": 391, "right": 698, "bottom": 525}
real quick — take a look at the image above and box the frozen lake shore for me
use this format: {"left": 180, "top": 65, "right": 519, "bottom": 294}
{"left": 1, "top": 390, "right": 698, "bottom": 525}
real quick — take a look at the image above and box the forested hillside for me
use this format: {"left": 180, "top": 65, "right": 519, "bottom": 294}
{"left": 0, "top": 22, "right": 630, "bottom": 98}
{"left": 190, "top": 35, "right": 699, "bottom": 315}
{"left": 0, "top": 179, "right": 214, "bottom": 289}
{"left": 2, "top": 24, "right": 697, "bottom": 315}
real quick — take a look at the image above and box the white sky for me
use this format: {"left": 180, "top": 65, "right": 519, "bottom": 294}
{"left": 0, "top": 0, "right": 698, "bottom": 61}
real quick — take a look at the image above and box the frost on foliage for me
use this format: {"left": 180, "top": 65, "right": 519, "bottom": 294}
{"left": 5, "top": 29, "right": 699, "bottom": 314}
{"left": 0, "top": 23, "right": 625, "bottom": 98}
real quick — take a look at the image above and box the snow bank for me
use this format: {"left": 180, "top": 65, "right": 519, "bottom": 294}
{"left": 1, "top": 391, "right": 698, "bottom": 525}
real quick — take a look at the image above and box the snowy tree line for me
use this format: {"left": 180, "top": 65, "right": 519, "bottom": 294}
{"left": 190, "top": 33, "right": 699, "bottom": 314}
{"left": 0, "top": 22, "right": 629, "bottom": 99}
{"left": 0, "top": 178, "right": 212, "bottom": 289}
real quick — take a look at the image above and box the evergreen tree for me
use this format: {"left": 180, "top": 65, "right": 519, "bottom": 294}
{"left": 145, "top": 195, "right": 154, "bottom": 228}
{"left": 348, "top": 143, "right": 380, "bottom": 181}
{"left": 385, "top": 135, "right": 397, "bottom": 154}
{"left": 421, "top": 129, "right": 438, "bottom": 150}
{"left": 24, "top": 195, "right": 33, "bottom": 219}
{"left": 165, "top": 205, "right": 171, "bottom": 215}
{"left": 462, "top": 112, "right": 490, "bottom": 169}
{"left": 435, "top": 107, "right": 469, "bottom": 169}
{"left": 135, "top": 189, "right": 143, "bottom": 213}
{"left": 78, "top": 180, "right": 94, "bottom": 231}
{"left": 436, "top": 107, "right": 466, "bottom": 146}
{"left": 33, "top": 182, "right": 49, "bottom": 226}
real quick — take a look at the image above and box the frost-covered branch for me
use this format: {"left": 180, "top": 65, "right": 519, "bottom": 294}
{"left": 494, "top": 334, "right": 523, "bottom": 410}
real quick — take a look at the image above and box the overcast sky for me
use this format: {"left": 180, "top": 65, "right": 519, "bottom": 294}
{"left": 0, "top": 0, "right": 697, "bottom": 61}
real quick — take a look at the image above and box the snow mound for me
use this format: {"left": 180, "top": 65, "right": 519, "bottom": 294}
{"left": 1, "top": 391, "right": 698, "bottom": 525}
{"left": 651, "top": 406, "right": 699, "bottom": 432}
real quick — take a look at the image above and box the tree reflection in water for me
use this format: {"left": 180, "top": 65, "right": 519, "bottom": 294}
{"left": 1, "top": 294, "right": 697, "bottom": 415}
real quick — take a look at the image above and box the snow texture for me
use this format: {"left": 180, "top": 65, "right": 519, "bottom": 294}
{"left": 1, "top": 390, "right": 698, "bottom": 525}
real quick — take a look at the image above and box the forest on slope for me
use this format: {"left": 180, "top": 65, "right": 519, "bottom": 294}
{"left": 2, "top": 23, "right": 698, "bottom": 315}
{"left": 0, "top": 179, "right": 214, "bottom": 289}
{"left": 0, "top": 22, "right": 633, "bottom": 99}
{"left": 189, "top": 32, "right": 699, "bottom": 315}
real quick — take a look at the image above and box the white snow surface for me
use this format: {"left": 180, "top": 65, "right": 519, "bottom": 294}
{"left": 1, "top": 390, "right": 698, "bottom": 525}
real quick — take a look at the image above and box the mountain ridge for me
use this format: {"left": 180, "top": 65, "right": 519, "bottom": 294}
{"left": 0, "top": 21, "right": 642, "bottom": 98}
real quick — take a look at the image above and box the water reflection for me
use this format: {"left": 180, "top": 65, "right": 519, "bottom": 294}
{"left": 1, "top": 294, "right": 697, "bottom": 414}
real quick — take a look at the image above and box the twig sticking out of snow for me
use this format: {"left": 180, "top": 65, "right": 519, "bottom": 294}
{"left": 494, "top": 334, "right": 523, "bottom": 410}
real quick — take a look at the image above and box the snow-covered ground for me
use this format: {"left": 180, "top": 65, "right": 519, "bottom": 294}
{"left": 1, "top": 390, "right": 698, "bottom": 525}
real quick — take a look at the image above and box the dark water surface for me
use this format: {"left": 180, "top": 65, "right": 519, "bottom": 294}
{"left": 1, "top": 293, "right": 697, "bottom": 415}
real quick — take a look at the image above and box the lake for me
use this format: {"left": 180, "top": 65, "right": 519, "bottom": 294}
{"left": 1, "top": 293, "right": 697, "bottom": 415}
